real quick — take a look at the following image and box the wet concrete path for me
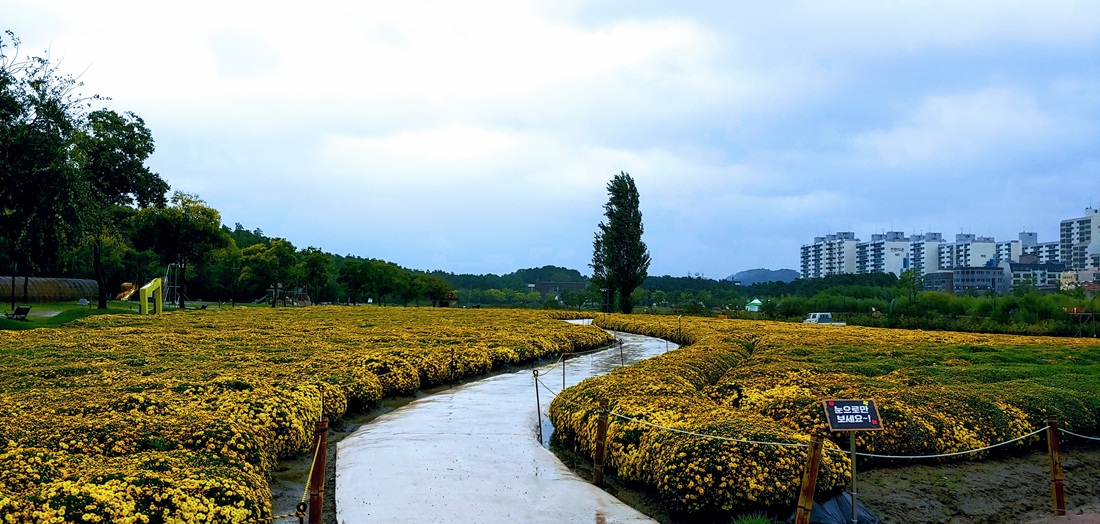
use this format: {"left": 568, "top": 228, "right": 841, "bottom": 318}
{"left": 336, "top": 321, "right": 678, "bottom": 523}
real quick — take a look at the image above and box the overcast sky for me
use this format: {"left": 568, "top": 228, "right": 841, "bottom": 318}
{"left": 6, "top": 1, "right": 1099, "bottom": 278}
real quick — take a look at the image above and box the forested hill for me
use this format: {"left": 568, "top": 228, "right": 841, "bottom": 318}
{"left": 729, "top": 268, "right": 799, "bottom": 286}
{"left": 428, "top": 265, "right": 586, "bottom": 292}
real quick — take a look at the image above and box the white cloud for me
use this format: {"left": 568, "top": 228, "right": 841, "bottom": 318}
{"left": 853, "top": 88, "right": 1058, "bottom": 169}
{"left": 319, "top": 126, "right": 521, "bottom": 181}
{"left": 5, "top": 1, "right": 1099, "bottom": 276}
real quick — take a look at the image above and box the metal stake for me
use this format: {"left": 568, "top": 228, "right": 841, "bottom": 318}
{"left": 851, "top": 433, "right": 858, "bottom": 524}
{"left": 533, "top": 370, "right": 542, "bottom": 444}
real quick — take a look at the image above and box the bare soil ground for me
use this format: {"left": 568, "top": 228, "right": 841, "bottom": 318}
{"left": 857, "top": 447, "right": 1100, "bottom": 524}
{"left": 546, "top": 444, "right": 1100, "bottom": 524}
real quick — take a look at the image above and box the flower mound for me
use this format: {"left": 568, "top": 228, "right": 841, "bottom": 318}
{"left": 549, "top": 314, "right": 1100, "bottom": 516}
{"left": 0, "top": 307, "right": 611, "bottom": 523}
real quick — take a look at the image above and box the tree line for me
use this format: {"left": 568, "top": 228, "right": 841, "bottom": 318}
{"left": 1, "top": 31, "right": 452, "bottom": 309}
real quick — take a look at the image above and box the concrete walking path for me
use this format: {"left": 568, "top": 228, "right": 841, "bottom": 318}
{"left": 336, "top": 326, "right": 676, "bottom": 523}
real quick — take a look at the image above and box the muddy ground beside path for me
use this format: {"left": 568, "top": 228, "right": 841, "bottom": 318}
{"left": 545, "top": 443, "right": 1100, "bottom": 524}
{"left": 856, "top": 446, "right": 1100, "bottom": 524}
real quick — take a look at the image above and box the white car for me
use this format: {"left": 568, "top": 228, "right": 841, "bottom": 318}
{"left": 803, "top": 312, "right": 846, "bottom": 325}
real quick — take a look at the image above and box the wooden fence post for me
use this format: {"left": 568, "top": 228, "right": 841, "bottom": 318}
{"left": 593, "top": 398, "right": 610, "bottom": 486}
{"left": 308, "top": 418, "right": 328, "bottom": 524}
{"left": 794, "top": 434, "right": 825, "bottom": 524}
{"left": 1047, "top": 419, "right": 1066, "bottom": 516}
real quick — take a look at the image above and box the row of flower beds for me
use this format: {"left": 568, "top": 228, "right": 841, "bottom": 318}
{"left": 548, "top": 314, "right": 1100, "bottom": 516}
{"left": 0, "top": 307, "right": 611, "bottom": 523}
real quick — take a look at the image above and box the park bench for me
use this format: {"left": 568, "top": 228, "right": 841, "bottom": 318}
{"left": 4, "top": 305, "right": 30, "bottom": 320}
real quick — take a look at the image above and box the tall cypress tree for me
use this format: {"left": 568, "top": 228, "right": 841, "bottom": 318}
{"left": 590, "top": 171, "right": 651, "bottom": 314}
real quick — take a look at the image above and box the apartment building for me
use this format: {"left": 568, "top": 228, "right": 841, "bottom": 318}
{"left": 856, "top": 231, "right": 910, "bottom": 277}
{"left": 1018, "top": 232, "right": 1061, "bottom": 264}
{"left": 995, "top": 238, "right": 1022, "bottom": 266}
{"left": 1001, "top": 261, "right": 1067, "bottom": 293}
{"left": 908, "top": 232, "right": 944, "bottom": 275}
{"left": 799, "top": 232, "right": 859, "bottom": 279}
{"left": 797, "top": 203, "right": 1099, "bottom": 290}
{"left": 1060, "top": 207, "right": 1100, "bottom": 270}
{"left": 953, "top": 267, "right": 1007, "bottom": 295}
{"left": 939, "top": 234, "right": 997, "bottom": 270}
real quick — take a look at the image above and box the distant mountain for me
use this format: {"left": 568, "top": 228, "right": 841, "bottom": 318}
{"left": 727, "top": 268, "right": 799, "bottom": 286}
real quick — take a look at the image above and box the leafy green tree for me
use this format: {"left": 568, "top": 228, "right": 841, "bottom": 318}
{"left": 1010, "top": 276, "right": 1037, "bottom": 298}
{"left": 227, "top": 223, "right": 268, "bottom": 250}
{"left": 417, "top": 274, "right": 452, "bottom": 306}
{"left": 485, "top": 288, "right": 507, "bottom": 304}
{"left": 206, "top": 240, "right": 243, "bottom": 304}
{"left": 239, "top": 238, "right": 298, "bottom": 306}
{"left": 590, "top": 171, "right": 651, "bottom": 314}
{"left": 650, "top": 290, "right": 667, "bottom": 306}
{"left": 76, "top": 109, "right": 168, "bottom": 308}
{"left": 298, "top": 247, "right": 331, "bottom": 304}
{"left": 336, "top": 259, "right": 367, "bottom": 303}
{"left": 894, "top": 269, "right": 922, "bottom": 305}
{"left": 131, "top": 192, "right": 228, "bottom": 307}
{"left": 367, "top": 260, "right": 405, "bottom": 306}
{"left": 1, "top": 31, "right": 89, "bottom": 308}
{"left": 398, "top": 274, "right": 425, "bottom": 306}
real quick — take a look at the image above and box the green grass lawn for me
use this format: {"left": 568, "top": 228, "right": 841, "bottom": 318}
{"left": 0, "top": 300, "right": 299, "bottom": 330}
{"left": 1, "top": 301, "right": 142, "bottom": 330}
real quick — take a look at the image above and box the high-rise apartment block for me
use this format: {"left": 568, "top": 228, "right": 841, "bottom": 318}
{"left": 800, "top": 232, "right": 858, "bottom": 278}
{"left": 1060, "top": 207, "right": 1100, "bottom": 271}
{"left": 798, "top": 205, "right": 1100, "bottom": 287}
{"left": 908, "top": 233, "right": 944, "bottom": 275}
{"left": 939, "top": 234, "right": 997, "bottom": 270}
{"left": 1019, "top": 232, "right": 1061, "bottom": 264}
{"left": 856, "top": 231, "right": 910, "bottom": 275}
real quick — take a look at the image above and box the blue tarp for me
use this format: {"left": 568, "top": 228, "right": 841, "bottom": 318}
{"left": 787, "top": 492, "right": 879, "bottom": 524}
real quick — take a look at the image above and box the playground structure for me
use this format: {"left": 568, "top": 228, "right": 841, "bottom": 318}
{"left": 138, "top": 278, "right": 164, "bottom": 315}
{"left": 116, "top": 282, "right": 137, "bottom": 301}
{"left": 262, "top": 284, "right": 312, "bottom": 307}
{"left": 162, "top": 263, "right": 182, "bottom": 307}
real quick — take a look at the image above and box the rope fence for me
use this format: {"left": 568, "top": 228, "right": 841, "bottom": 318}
{"left": 535, "top": 373, "right": 1096, "bottom": 461}
{"left": 259, "top": 415, "right": 328, "bottom": 524}
{"left": 537, "top": 374, "right": 1062, "bottom": 459}
{"left": 610, "top": 412, "right": 810, "bottom": 448}
{"left": 532, "top": 325, "right": 1093, "bottom": 519}
{"left": 535, "top": 369, "right": 1097, "bottom": 519}
{"left": 1062, "top": 428, "right": 1100, "bottom": 442}
{"left": 832, "top": 426, "right": 1050, "bottom": 460}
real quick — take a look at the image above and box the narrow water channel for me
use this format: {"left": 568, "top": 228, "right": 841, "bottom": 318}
{"left": 335, "top": 320, "right": 677, "bottom": 523}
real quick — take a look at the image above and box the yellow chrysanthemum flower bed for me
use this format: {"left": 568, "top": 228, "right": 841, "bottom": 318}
{"left": 549, "top": 314, "right": 1100, "bottom": 515}
{"left": 0, "top": 307, "right": 611, "bottom": 523}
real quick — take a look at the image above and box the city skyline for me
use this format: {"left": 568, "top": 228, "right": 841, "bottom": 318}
{"left": 801, "top": 204, "right": 1099, "bottom": 281}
